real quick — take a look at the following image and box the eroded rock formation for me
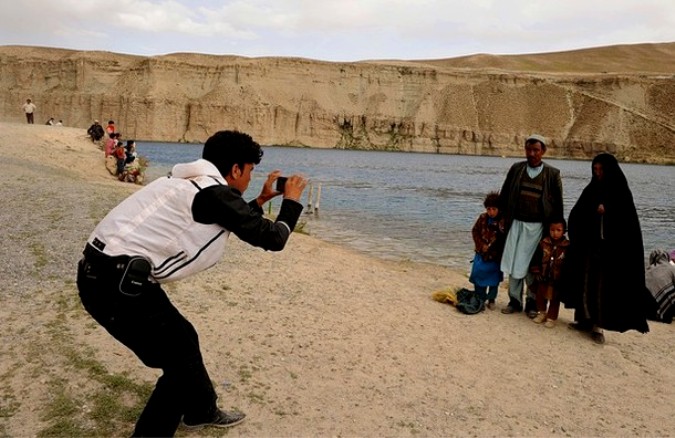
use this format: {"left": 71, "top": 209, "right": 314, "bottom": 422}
{"left": 1, "top": 44, "right": 673, "bottom": 163}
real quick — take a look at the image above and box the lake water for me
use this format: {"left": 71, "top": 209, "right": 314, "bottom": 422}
{"left": 137, "top": 142, "right": 674, "bottom": 270}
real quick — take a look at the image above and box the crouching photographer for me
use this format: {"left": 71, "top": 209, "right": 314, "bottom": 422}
{"left": 76, "top": 130, "right": 307, "bottom": 437}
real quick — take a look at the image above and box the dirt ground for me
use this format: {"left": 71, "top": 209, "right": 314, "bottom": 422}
{"left": 1, "top": 121, "right": 674, "bottom": 437}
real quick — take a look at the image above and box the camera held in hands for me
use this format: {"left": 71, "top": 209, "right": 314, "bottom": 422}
{"left": 275, "top": 176, "right": 287, "bottom": 193}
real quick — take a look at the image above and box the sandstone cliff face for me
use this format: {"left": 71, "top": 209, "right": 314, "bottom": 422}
{"left": 1, "top": 45, "right": 673, "bottom": 163}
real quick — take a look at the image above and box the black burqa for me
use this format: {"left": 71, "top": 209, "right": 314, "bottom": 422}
{"left": 562, "top": 153, "right": 649, "bottom": 333}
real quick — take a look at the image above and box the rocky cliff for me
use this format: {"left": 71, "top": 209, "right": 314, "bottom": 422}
{"left": 1, "top": 44, "right": 674, "bottom": 163}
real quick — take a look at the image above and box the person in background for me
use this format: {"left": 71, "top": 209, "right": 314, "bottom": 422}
{"left": 499, "top": 134, "right": 564, "bottom": 316}
{"left": 76, "top": 130, "right": 308, "bottom": 436}
{"left": 469, "top": 191, "right": 505, "bottom": 310}
{"left": 644, "top": 249, "right": 675, "bottom": 324}
{"left": 22, "top": 98, "right": 36, "bottom": 124}
{"left": 563, "top": 153, "right": 649, "bottom": 344}
{"left": 125, "top": 140, "right": 137, "bottom": 164}
{"left": 529, "top": 218, "right": 569, "bottom": 328}
{"left": 106, "top": 120, "right": 116, "bottom": 137}
{"left": 114, "top": 141, "right": 127, "bottom": 176}
{"left": 87, "top": 120, "right": 105, "bottom": 142}
{"left": 45, "top": 117, "right": 55, "bottom": 126}
{"left": 56, "top": 120, "right": 63, "bottom": 126}
{"left": 105, "top": 132, "right": 120, "bottom": 157}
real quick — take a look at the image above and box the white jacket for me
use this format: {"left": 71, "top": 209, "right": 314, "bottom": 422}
{"left": 88, "top": 159, "right": 230, "bottom": 283}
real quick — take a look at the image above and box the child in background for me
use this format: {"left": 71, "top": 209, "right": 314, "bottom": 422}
{"left": 106, "top": 120, "right": 116, "bottom": 137}
{"left": 114, "top": 141, "right": 127, "bottom": 176}
{"left": 105, "top": 132, "right": 120, "bottom": 157}
{"left": 469, "top": 192, "right": 505, "bottom": 310}
{"left": 125, "top": 140, "right": 137, "bottom": 164}
{"left": 530, "top": 218, "right": 569, "bottom": 327}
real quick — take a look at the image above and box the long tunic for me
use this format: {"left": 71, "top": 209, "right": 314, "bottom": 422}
{"left": 501, "top": 220, "right": 543, "bottom": 279}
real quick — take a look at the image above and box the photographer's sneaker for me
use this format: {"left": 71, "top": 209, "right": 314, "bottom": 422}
{"left": 183, "top": 409, "right": 246, "bottom": 429}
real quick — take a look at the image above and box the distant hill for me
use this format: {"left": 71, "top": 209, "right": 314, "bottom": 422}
{"left": 413, "top": 42, "right": 675, "bottom": 74}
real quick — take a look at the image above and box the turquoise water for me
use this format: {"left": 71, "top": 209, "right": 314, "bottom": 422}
{"left": 137, "top": 142, "right": 674, "bottom": 269}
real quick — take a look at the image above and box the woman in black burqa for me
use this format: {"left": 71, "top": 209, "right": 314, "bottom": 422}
{"left": 563, "top": 153, "right": 649, "bottom": 344}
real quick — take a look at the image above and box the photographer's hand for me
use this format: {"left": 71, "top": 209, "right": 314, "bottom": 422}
{"left": 283, "top": 174, "right": 308, "bottom": 202}
{"left": 255, "top": 170, "right": 283, "bottom": 207}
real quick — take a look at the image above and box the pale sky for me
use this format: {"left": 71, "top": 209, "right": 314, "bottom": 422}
{"left": 1, "top": 0, "right": 674, "bottom": 62}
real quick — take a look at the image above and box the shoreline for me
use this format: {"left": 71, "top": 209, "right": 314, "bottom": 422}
{"left": 1, "top": 121, "right": 674, "bottom": 437}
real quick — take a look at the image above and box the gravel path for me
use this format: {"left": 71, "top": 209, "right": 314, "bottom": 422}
{"left": 0, "top": 123, "right": 139, "bottom": 436}
{"left": 0, "top": 135, "right": 124, "bottom": 293}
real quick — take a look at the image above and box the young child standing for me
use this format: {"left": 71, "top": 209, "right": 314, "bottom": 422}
{"left": 530, "top": 218, "right": 569, "bottom": 327}
{"left": 469, "top": 192, "right": 505, "bottom": 310}
{"left": 114, "top": 141, "right": 127, "bottom": 176}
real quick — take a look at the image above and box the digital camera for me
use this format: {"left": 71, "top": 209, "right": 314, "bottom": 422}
{"left": 276, "top": 176, "right": 287, "bottom": 192}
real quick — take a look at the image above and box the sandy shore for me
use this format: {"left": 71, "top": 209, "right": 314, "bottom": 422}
{"left": 1, "top": 121, "right": 674, "bottom": 437}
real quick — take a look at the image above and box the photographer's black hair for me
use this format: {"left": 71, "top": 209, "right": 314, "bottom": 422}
{"left": 202, "top": 130, "right": 263, "bottom": 176}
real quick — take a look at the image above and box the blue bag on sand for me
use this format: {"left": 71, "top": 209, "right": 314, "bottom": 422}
{"left": 455, "top": 288, "right": 485, "bottom": 315}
